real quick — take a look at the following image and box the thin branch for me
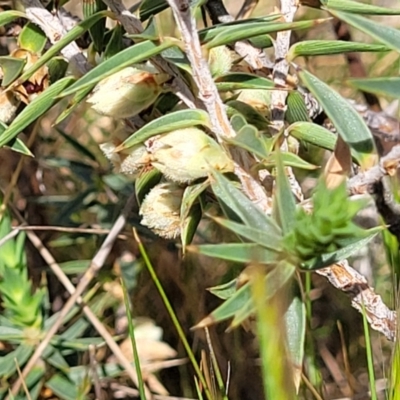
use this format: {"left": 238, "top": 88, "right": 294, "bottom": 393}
{"left": 316, "top": 260, "right": 396, "bottom": 341}
{"left": 347, "top": 144, "right": 400, "bottom": 194}
{"left": 166, "top": 0, "right": 272, "bottom": 213}
{"left": 8, "top": 196, "right": 151, "bottom": 398}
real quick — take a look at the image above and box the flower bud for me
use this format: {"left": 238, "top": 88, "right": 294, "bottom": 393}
{"left": 208, "top": 46, "right": 233, "bottom": 77}
{"left": 100, "top": 140, "right": 150, "bottom": 174}
{"left": 146, "top": 128, "right": 234, "bottom": 183}
{"left": 87, "top": 66, "right": 169, "bottom": 118}
{"left": 139, "top": 182, "right": 184, "bottom": 239}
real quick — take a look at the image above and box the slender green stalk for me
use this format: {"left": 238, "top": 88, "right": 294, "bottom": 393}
{"left": 121, "top": 278, "right": 146, "bottom": 400}
{"left": 133, "top": 229, "right": 212, "bottom": 400}
{"left": 251, "top": 266, "right": 295, "bottom": 400}
{"left": 361, "top": 302, "right": 377, "bottom": 400}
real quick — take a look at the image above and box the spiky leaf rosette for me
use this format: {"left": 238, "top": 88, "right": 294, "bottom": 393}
{"left": 284, "top": 180, "right": 367, "bottom": 264}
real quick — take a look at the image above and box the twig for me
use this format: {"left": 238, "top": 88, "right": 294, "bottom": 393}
{"left": 347, "top": 144, "right": 400, "bottom": 194}
{"left": 236, "top": 0, "right": 259, "bottom": 20}
{"left": 316, "top": 260, "right": 396, "bottom": 341}
{"left": 8, "top": 195, "right": 152, "bottom": 398}
{"left": 21, "top": 0, "right": 88, "bottom": 75}
{"left": 102, "top": 0, "right": 199, "bottom": 109}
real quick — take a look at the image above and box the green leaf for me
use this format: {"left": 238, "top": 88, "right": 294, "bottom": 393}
{"left": 207, "top": 279, "right": 238, "bottom": 300}
{"left": 18, "top": 22, "right": 47, "bottom": 53}
{"left": 210, "top": 171, "right": 281, "bottom": 233}
{"left": 47, "top": 57, "right": 69, "bottom": 83}
{"left": 139, "top": 0, "right": 168, "bottom": 21}
{"left": 204, "top": 18, "right": 330, "bottom": 49}
{"left": 285, "top": 91, "right": 310, "bottom": 123}
{"left": 45, "top": 374, "right": 85, "bottom": 400}
{"left": 55, "top": 86, "right": 94, "bottom": 125}
{"left": 83, "top": 0, "right": 107, "bottom": 52}
{"left": 181, "top": 182, "right": 208, "bottom": 251}
{"left": 298, "top": 68, "right": 376, "bottom": 169}
{"left": 0, "top": 10, "right": 26, "bottom": 27}
{"left": 0, "top": 77, "right": 75, "bottom": 147}
{"left": 0, "top": 344, "right": 33, "bottom": 378}
{"left": 188, "top": 243, "right": 279, "bottom": 263}
{"left": 323, "top": 0, "right": 400, "bottom": 15}
{"left": 285, "top": 296, "right": 306, "bottom": 391}
{"left": 226, "top": 100, "right": 270, "bottom": 130}
{"left": 211, "top": 216, "right": 283, "bottom": 250}
{"left": 199, "top": 15, "right": 283, "bottom": 44}
{"left": 127, "top": 15, "right": 159, "bottom": 41}
{"left": 103, "top": 24, "right": 124, "bottom": 60}
{"left": 301, "top": 230, "right": 379, "bottom": 270}
{"left": 12, "top": 11, "right": 111, "bottom": 86}
{"left": 135, "top": 168, "right": 162, "bottom": 204}
{"left": 329, "top": 10, "right": 400, "bottom": 53}
{"left": 6, "top": 138, "right": 34, "bottom": 156}
{"left": 288, "top": 40, "right": 389, "bottom": 60}
{"left": 273, "top": 148, "right": 297, "bottom": 235}
{"left": 196, "top": 263, "right": 295, "bottom": 327}
{"left": 262, "top": 152, "right": 319, "bottom": 170}
{"left": 288, "top": 121, "right": 337, "bottom": 151}
{"left": 348, "top": 77, "right": 400, "bottom": 99}
{"left": 60, "top": 39, "right": 174, "bottom": 97}
{"left": 0, "top": 56, "right": 26, "bottom": 87}
{"left": 215, "top": 73, "right": 275, "bottom": 91}
{"left": 119, "top": 109, "right": 211, "bottom": 150}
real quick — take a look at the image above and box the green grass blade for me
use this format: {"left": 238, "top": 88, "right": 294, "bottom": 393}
{"left": 0, "top": 10, "right": 26, "bottom": 27}
{"left": 121, "top": 278, "right": 146, "bottom": 400}
{"left": 133, "top": 230, "right": 212, "bottom": 400}
{"left": 323, "top": 0, "right": 400, "bottom": 15}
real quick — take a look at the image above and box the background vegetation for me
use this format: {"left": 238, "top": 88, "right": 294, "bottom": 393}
{"left": 0, "top": 0, "right": 399, "bottom": 399}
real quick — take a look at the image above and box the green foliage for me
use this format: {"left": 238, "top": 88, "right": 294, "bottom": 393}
{"left": 283, "top": 180, "right": 368, "bottom": 264}
{"left": 0, "top": 0, "right": 398, "bottom": 398}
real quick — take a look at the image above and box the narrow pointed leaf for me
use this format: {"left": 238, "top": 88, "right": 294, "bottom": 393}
{"left": 285, "top": 91, "right": 310, "bottom": 123}
{"left": 348, "top": 77, "right": 400, "bottom": 99}
{"left": 323, "top": 0, "right": 400, "bottom": 15}
{"left": 273, "top": 149, "right": 297, "bottom": 235}
{"left": 215, "top": 73, "right": 275, "bottom": 91}
{"left": 288, "top": 40, "right": 389, "bottom": 60}
{"left": 284, "top": 297, "right": 306, "bottom": 391}
{"left": 301, "top": 230, "right": 379, "bottom": 270}
{"left": 207, "top": 279, "right": 238, "bottom": 300}
{"left": 188, "top": 243, "right": 278, "bottom": 263}
{"left": 0, "top": 77, "right": 75, "bottom": 147}
{"left": 118, "top": 109, "right": 211, "bottom": 150}
{"left": 211, "top": 171, "right": 281, "bottom": 232}
{"left": 7, "top": 138, "right": 34, "bottom": 156}
{"left": 298, "top": 68, "right": 376, "bottom": 169}
{"left": 330, "top": 10, "right": 400, "bottom": 53}
{"left": 140, "top": 0, "right": 168, "bottom": 21}
{"left": 196, "top": 262, "right": 295, "bottom": 328}
{"left": 211, "top": 217, "right": 283, "bottom": 250}
{"left": 205, "top": 18, "right": 330, "bottom": 49}
{"left": 288, "top": 121, "right": 337, "bottom": 151}
{"left": 60, "top": 39, "right": 174, "bottom": 97}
